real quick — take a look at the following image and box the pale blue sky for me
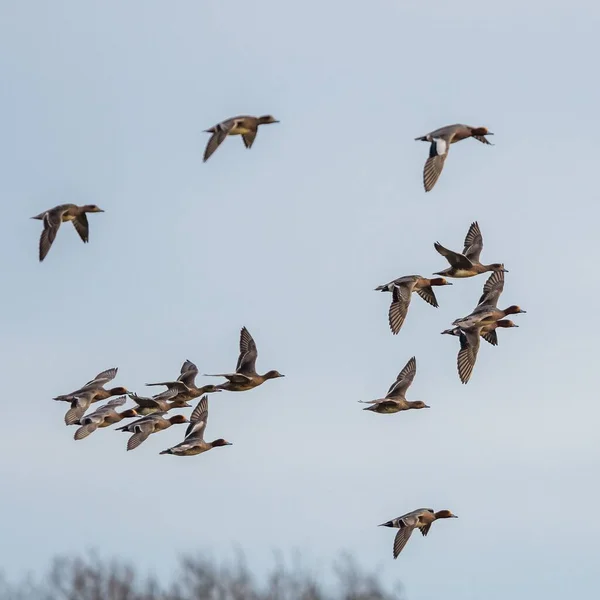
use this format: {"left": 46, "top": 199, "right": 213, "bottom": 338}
{"left": 1, "top": 1, "right": 599, "bottom": 598}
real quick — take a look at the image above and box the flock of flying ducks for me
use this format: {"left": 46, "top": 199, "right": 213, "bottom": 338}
{"left": 38, "top": 116, "right": 523, "bottom": 559}
{"left": 53, "top": 327, "right": 282, "bottom": 455}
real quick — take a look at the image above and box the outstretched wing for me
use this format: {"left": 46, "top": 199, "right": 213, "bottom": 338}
{"left": 72, "top": 213, "right": 89, "bottom": 243}
{"left": 416, "top": 286, "right": 439, "bottom": 308}
{"left": 39, "top": 210, "right": 63, "bottom": 262}
{"left": 388, "top": 285, "right": 412, "bottom": 335}
{"left": 476, "top": 270, "right": 505, "bottom": 309}
{"left": 185, "top": 396, "right": 209, "bottom": 440}
{"left": 434, "top": 242, "right": 472, "bottom": 270}
{"left": 463, "top": 221, "right": 483, "bottom": 262}
{"left": 236, "top": 327, "right": 258, "bottom": 375}
{"left": 242, "top": 130, "right": 257, "bottom": 149}
{"left": 387, "top": 357, "right": 417, "bottom": 398}
{"left": 457, "top": 329, "right": 481, "bottom": 384}
{"left": 423, "top": 139, "right": 449, "bottom": 192}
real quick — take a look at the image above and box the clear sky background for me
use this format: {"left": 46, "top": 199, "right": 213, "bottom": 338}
{"left": 1, "top": 1, "right": 599, "bottom": 598}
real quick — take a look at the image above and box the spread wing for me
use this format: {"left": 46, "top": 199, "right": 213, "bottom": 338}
{"left": 83, "top": 367, "right": 118, "bottom": 389}
{"left": 72, "top": 213, "right": 89, "bottom": 243}
{"left": 481, "top": 330, "right": 498, "bottom": 346}
{"left": 388, "top": 285, "right": 412, "bottom": 335}
{"left": 476, "top": 270, "right": 505, "bottom": 309}
{"left": 457, "top": 329, "right": 481, "bottom": 384}
{"left": 178, "top": 360, "right": 199, "bottom": 388}
{"left": 236, "top": 327, "right": 258, "bottom": 374}
{"left": 386, "top": 357, "right": 417, "bottom": 398}
{"left": 203, "top": 127, "right": 228, "bottom": 162}
{"left": 242, "top": 130, "right": 257, "bottom": 149}
{"left": 473, "top": 135, "right": 493, "bottom": 145}
{"left": 433, "top": 242, "right": 472, "bottom": 270}
{"left": 184, "top": 396, "right": 208, "bottom": 440}
{"left": 416, "top": 286, "right": 439, "bottom": 308}
{"left": 392, "top": 526, "right": 415, "bottom": 559}
{"left": 423, "top": 139, "right": 449, "bottom": 192}
{"left": 463, "top": 221, "right": 483, "bottom": 262}
{"left": 39, "top": 210, "right": 63, "bottom": 262}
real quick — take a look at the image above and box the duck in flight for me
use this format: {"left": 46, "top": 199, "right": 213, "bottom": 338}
{"left": 203, "top": 115, "right": 279, "bottom": 162}
{"left": 31, "top": 204, "right": 104, "bottom": 262}
{"left": 160, "top": 396, "right": 232, "bottom": 456}
{"left": 415, "top": 124, "right": 493, "bottom": 192}
{"left": 359, "top": 357, "right": 430, "bottom": 413}
{"left": 433, "top": 221, "right": 507, "bottom": 278}
{"left": 375, "top": 275, "right": 452, "bottom": 335}
{"left": 379, "top": 508, "right": 458, "bottom": 559}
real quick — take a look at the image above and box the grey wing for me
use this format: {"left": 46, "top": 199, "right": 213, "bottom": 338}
{"left": 127, "top": 428, "right": 153, "bottom": 451}
{"left": 481, "top": 330, "right": 498, "bottom": 346}
{"left": 84, "top": 367, "right": 118, "bottom": 388}
{"left": 178, "top": 360, "right": 199, "bottom": 387}
{"left": 129, "top": 393, "right": 160, "bottom": 409}
{"left": 154, "top": 388, "right": 179, "bottom": 402}
{"left": 463, "top": 221, "right": 483, "bottom": 262}
{"left": 392, "top": 526, "right": 415, "bottom": 559}
{"left": 204, "top": 372, "right": 253, "bottom": 383}
{"left": 203, "top": 128, "right": 228, "bottom": 162}
{"left": 398, "top": 508, "right": 434, "bottom": 522}
{"left": 473, "top": 135, "right": 493, "bottom": 145}
{"left": 64, "top": 396, "right": 92, "bottom": 425}
{"left": 388, "top": 285, "right": 412, "bottom": 335}
{"left": 457, "top": 329, "right": 481, "bottom": 384}
{"left": 39, "top": 210, "right": 63, "bottom": 261}
{"left": 242, "top": 130, "right": 257, "bottom": 149}
{"left": 387, "top": 357, "right": 417, "bottom": 398}
{"left": 103, "top": 396, "right": 127, "bottom": 409}
{"left": 476, "top": 270, "right": 505, "bottom": 308}
{"left": 236, "top": 327, "right": 258, "bottom": 374}
{"left": 145, "top": 380, "right": 191, "bottom": 392}
{"left": 72, "top": 213, "right": 89, "bottom": 243}
{"left": 433, "top": 242, "right": 472, "bottom": 269}
{"left": 74, "top": 423, "right": 97, "bottom": 441}
{"left": 416, "top": 286, "right": 439, "bottom": 308}
{"left": 423, "top": 138, "right": 449, "bottom": 192}
{"left": 185, "top": 396, "right": 209, "bottom": 440}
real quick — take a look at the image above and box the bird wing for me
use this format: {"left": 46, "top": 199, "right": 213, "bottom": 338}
{"left": 235, "top": 327, "right": 258, "bottom": 375}
{"left": 184, "top": 396, "right": 209, "bottom": 440}
{"left": 416, "top": 286, "right": 439, "bottom": 308}
{"left": 387, "top": 357, "right": 417, "bottom": 398}
{"left": 39, "top": 210, "right": 64, "bottom": 261}
{"left": 72, "top": 213, "right": 89, "bottom": 243}
{"left": 178, "top": 360, "right": 199, "bottom": 387}
{"left": 476, "top": 270, "right": 505, "bottom": 309}
{"left": 392, "top": 526, "right": 415, "bottom": 559}
{"left": 463, "top": 221, "right": 483, "bottom": 262}
{"left": 433, "top": 242, "right": 472, "bottom": 269}
{"left": 423, "top": 138, "right": 449, "bottom": 192}
{"left": 242, "top": 130, "right": 257, "bottom": 149}
{"left": 457, "top": 328, "right": 481, "bottom": 384}
{"left": 388, "top": 284, "right": 412, "bottom": 335}
{"left": 481, "top": 330, "right": 498, "bottom": 346}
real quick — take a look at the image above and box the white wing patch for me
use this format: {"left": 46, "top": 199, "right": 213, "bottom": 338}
{"left": 434, "top": 138, "right": 448, "bottom": 156}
